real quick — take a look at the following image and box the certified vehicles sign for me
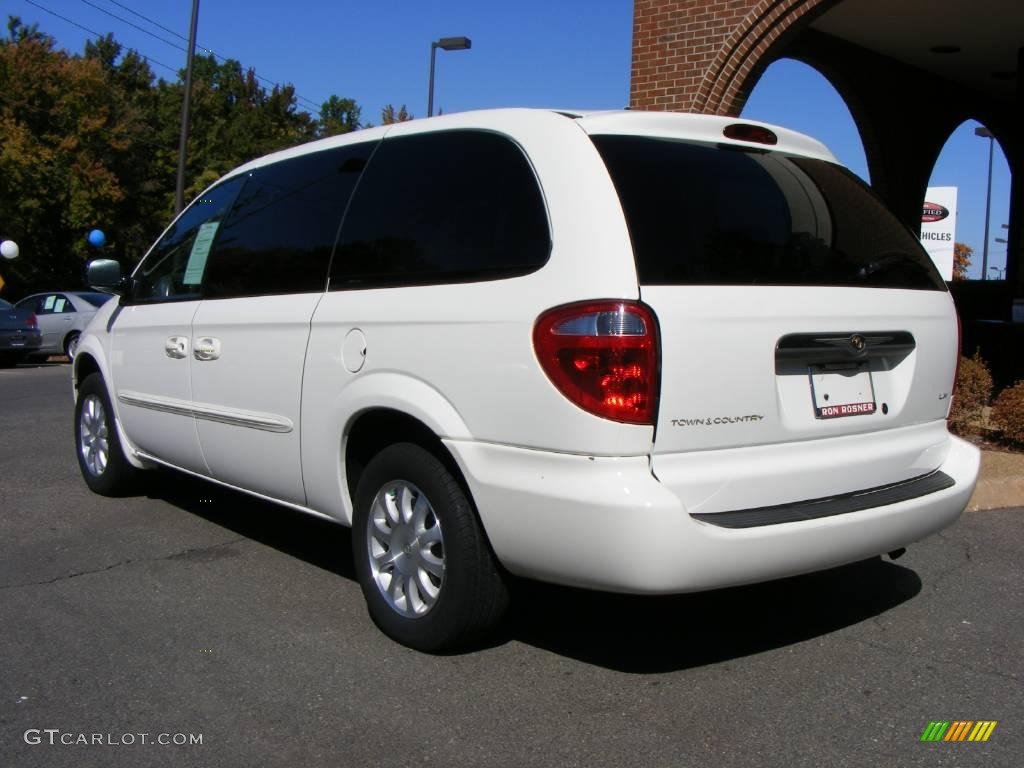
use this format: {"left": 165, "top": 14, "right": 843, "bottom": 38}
{"left": 920, "top": 186, "right": 957, "bottom": 280}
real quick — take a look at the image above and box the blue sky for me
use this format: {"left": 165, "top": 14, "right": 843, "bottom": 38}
{"left": 13, "top": 0, "right": 1013, "bottom": 279}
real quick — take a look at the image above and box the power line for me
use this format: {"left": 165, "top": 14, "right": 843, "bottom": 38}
{"left": 79, "top": 0, "right": 184, "bottom": 53}
{"left": 102, "top": 0, "right": 189, "bottom": 44}
{"left": 87, "top": 0, "right": 325, "bottom": 112}
{"left": 20, "top": 0, "right": 325, "bottom": 112}
{"left": 23, "top": 0, "right": 178, "bottom": 74}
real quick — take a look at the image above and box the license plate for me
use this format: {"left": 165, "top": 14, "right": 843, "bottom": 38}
{"left": 809, "top": 364, "right": 876, "bottom": 419}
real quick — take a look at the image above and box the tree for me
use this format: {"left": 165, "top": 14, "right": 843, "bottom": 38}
{"left": 953, "top": 242, "right": 972, "bottom": 281}
{"left": 0, "top": 16, "right": 363, "bottom": 295}
{"left": 172, "top": 54, "right": 317, "bottom": 198}
{"left": 381, "top": 104, "right": 413, "bottom": 124}
{"left": 317, "top": 95, "right": 361, "bottom": 137}
{"left": 1, "top": 19, "right": 147, "bottom": 289}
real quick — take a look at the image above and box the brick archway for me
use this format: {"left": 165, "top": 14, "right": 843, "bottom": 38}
{"left": 694, "top": 0, "right": 839, "bottom": 115}
{"left": 631, "top": 0, "right": 840, "bottom": 115}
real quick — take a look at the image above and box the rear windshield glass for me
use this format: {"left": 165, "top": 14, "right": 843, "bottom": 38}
{"left": 591, "top": 135, "right": 945, "bottom": 291}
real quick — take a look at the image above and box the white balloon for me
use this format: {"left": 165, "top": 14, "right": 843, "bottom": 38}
{"left": 0, "top": 240, "right": 19, "bottom": 260}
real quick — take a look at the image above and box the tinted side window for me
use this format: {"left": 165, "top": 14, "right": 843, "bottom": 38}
{"left": 592, "top": 135, "right": 944, "bottom": 291}
{"left": 132, "top": 178, "right": 244, "bottom": 302}
{"left": 78, "top": 292, "right": 113, "bottom": 308}
{"left": 331, "top": 130, "right": 550, "bottom": 288}
{"left": 203, "top": 143, "right": 375, "bottom": 299}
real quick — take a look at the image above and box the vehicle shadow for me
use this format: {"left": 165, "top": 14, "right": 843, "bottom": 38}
{"left": 11, "top": 358, "right": 69, "bottom": 368}
{"left": 141, "top": 467, "right": 356, "bottom": 581}
{"left": 141, "top": 467, "right": 922, "bottom": 672}
{"left": 501, "top": 557, "right": 921, "bottom": 673}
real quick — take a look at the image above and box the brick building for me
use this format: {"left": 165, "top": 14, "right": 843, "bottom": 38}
{"left": 630, "top": 0, "right": 1023, "bottom": 376}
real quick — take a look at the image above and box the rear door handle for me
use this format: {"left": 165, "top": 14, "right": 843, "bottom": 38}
{"left": 193, "top": 337, "right": 221, "bottom": 361}
{"left": 165, "top": 336, "right": 189, "bottom": 359}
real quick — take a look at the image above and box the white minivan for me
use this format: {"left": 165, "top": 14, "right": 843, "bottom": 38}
{"left": 74, "top": 109, "right": 980, "bottom": 651}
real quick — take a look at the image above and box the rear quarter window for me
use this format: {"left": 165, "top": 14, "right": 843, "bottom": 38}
{"left": 591, "top": 135, "right": 945, "bottom": 291}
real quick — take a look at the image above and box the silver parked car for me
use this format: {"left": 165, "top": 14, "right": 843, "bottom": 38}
{"left": 14, "top": 291, "right": 113, "bottom": 359}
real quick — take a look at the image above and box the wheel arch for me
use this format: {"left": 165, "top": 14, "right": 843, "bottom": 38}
{"left": 63, "top": 328, "right": 81, "bottom": 354}
{"left": 73, "top": 351, "right": 101, "bottom": 392}
{"left": 343, "top": 408, "right": 474, "bottom": 520}
{"left": 303, "top": 369, "right": 474, "bottom": 523}
{"left": 72, "top": 349, "right": 148, "bottom": 470}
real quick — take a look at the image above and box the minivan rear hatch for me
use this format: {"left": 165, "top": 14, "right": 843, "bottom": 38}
{"left": 586, "top": 122, "right": 958, "bottom": 511}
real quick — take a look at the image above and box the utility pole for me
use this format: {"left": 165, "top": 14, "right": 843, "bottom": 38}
{"left": 174, "top": 0, "right": 201, "bottom": 215}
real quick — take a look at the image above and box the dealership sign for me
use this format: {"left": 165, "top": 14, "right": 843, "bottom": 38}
{"left": 920, "top": 187, "right": 957, "bottom": 280}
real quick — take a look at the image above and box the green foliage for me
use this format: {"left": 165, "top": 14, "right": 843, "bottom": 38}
{"left": 952, "top": 242, "right": 972, "bottom": 281}
{"left": 0, "top": 16, "right": 360, "bottom": 295}
{"left": 318, "top": 95, "right": 361, "bottom": 137}
{"left": 990, "top": 380, "right": 1024, "bottom": 445}
{"left": 381, "top": 104, "right": 413, "bottom": 124}
{"left": 947, "top": 351, "right": 993, "bottom": 436}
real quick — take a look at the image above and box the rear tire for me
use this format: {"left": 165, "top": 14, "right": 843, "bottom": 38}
{"left": 75, "top": 373, "right": 136, "bottom": 495}
{"left": 352, "top": 442, "right": 508, "bottom": 652}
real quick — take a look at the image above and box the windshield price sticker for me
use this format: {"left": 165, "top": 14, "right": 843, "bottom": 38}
{"left": 809, "top": 364, "right": 876, "bottom": 419}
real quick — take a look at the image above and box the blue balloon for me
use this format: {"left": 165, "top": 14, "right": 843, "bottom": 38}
{"left": 88, "top": 229, "right": 106, "bottom": 248}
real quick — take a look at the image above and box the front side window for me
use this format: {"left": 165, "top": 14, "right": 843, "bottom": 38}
{"left": 78, "top": 292, "right": 113, "bottom": 308}
{"left": 330, "top": 130, "right": 550, "bottom": 288}
{"left": 131, "top": 178, "right": 244, "bottom": 303}
{"left": 203, "top": 143, "right": 376, "bottom": 299}
{"left": 592, "top": 135, "right": 945, "bottom": 291}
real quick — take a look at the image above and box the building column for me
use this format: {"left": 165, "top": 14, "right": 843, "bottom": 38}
{"left": 1011, "top": 47, "right": 1024, "bottom": 319}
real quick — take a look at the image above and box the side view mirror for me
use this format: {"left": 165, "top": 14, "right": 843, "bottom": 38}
{"left": 86, "top": 259, "right": 126, "bottom": 295}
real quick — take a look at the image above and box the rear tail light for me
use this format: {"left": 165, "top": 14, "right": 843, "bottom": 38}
{"left": 533, "top": 301, "right": 659, "bottom": 425}
{"left": 26, "top": 313, "right": 38, "bottom": 329}
{"left": 949, "top": 309, "right": 963, "bottom": 417}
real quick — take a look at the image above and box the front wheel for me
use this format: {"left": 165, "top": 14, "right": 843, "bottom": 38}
{"left": 352, "top": 443, "right": 508, "bottom": 652}
{"left": 75, "top": 373, "right": 137, "bottom": 495}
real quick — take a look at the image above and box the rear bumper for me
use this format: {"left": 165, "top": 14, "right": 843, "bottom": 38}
{"left": 0, "top": 329, "right": 42, "bottom": 352}
{"left": 444, "top": 432, "right": 979, "bottom": 594}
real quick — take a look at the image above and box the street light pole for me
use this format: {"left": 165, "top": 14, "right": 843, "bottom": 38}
{"left": 427, "top": 42, "right": 438, "bottom": 118}
{"left": 994, "top": 236, "right": 1009, "bottom": 280}
{"left": 175, "top": 0, "right": 201, "bottom": 215}
{"left": 975, "top": 126, "right": 995, "bottom": 280}
{"left": 427, "top": 36, "right": 471, "bottom": 118}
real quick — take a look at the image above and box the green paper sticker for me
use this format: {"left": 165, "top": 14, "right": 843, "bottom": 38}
{"left": 183, "top": 222, "right": 219, "bottom": 285}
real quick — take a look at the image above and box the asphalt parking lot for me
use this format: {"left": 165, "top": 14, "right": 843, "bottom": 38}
{"left": 1, "top": 363, "right": 1021, "bottom": 767}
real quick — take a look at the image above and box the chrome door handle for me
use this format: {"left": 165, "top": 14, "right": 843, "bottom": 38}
{"left": 193, "top": 337, "right": 221, "bottom": 361}
{"left": 165, "top": 336, "right": 189, "bottom": 359}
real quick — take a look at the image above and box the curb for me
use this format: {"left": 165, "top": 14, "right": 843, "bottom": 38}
{"left": 968, "top": 450, "right": 1024, "bottom": 511}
